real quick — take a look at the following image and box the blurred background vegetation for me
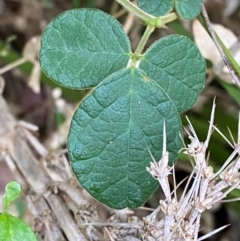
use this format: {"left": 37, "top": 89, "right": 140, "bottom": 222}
{"left": 0, "top": 1, "right": 240, "bottom": 240}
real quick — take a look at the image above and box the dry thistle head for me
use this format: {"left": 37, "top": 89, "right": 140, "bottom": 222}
{"left": 144, "top": 100, "right": 240, "bottom": 241}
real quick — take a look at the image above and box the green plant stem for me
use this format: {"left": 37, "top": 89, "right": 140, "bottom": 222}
{"left": 134, "top": 25, "right": 155, "bottom": 55}
{"left": 199, "top": 5, "right": 240, "bottom": 86}
{"left": 161, "top": 12, "right": 178, "bottom": 24}
{"left": 216, "top": 35, "right": 240, "bottom": 78}
{"left": 116, "top": 0, "right": 178, "bottom": 27}
{"left": 115, "top": 0, "right": 155, "bottom": 23}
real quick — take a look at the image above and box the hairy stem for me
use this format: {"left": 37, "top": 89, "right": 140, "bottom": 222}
{"left": 134, "top": 25, "right": 155, "bottom": 55}
{"left": 161, "top": 12, "right": 178, "bottom": 24}
{"left": 115, "top": 0, "right": 155, "bottom": 23}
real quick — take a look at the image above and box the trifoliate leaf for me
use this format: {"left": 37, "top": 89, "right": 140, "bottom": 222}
{"left": 39, "top": 9, "right": 131, "bottom": 89}
{"left": 139, "top": 35, "right": 205, "bottom": 113}
{"left": 39, "top": 8, "right": 205, "bottom": 209}
{"left": 0, "top": 214, "right": 37, "bottom": 241}
{"left": 68, "top": 68, "right": 182, "bottom": 209}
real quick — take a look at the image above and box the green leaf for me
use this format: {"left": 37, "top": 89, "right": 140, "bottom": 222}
{"left": 139, "top": 35, "right": 205, "bottom": 113}
{"left": 137, "top": 0, "right": 173, "bottom": 16}
{"left": 68, "top": 68, "right": 182, "bottom": 209}
{"left": 39, "top": 9, "right": 131, "bottom": 89}
{"left": 0, "top": 214, "right": 37, "bottom": 241}
{"left": 2, "top": 181, "right": 21, "bottom": 213}
{"left": 219, "top": 80, "right": 240, "bottom": 106}
{"left": 175, "top": 0, "right": 202, "bottom": 20}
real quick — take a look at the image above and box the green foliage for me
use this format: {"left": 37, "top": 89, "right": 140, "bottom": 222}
{"left": 2, "top": 181, "right": 21, "bottom": 213}
{"left": 175, "top": 0, "right": 203, "bottom": 20}
{"left": 137, "top": 0, "right": 173, "bottom": 16}
{"left": 40, "top": 6, "right": 205, "bottom": 209}
{"left": 219, "top": 80, "right": 240, "bottom": 106}
{"left": 137, "top": 0, "right": 203, "bottom": 19}
{"left": 40, "top": 9, "right": 131, "bottom": 89}
{"left": 0, "top": 181, "right": 37, "bottom": 241}
{"left": 69, "top": 68, "right": 182, "bottom": 208}
{"left": 0, "top": 215, "right": 37, "bottom": 241}
{"left": 139, "top": 35, "right": 205, "bottom": 113}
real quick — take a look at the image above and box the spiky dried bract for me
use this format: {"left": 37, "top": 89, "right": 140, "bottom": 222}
{"left": 144, "top": 102, "right": 240, "bottom": 241}
{"left": 147, "top": 151, "right": 172, "bottom": 203}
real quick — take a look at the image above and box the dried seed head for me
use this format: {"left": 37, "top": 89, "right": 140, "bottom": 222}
{"left": 146, "top": 152, "right": 171, "bottom": 180}
{"left": 203, "top": 166, "right": 214, "bottom": 179}
{"left": 184, "top": 136, "right": 205, "bottom": 157}
{"left": 220, "top": 171, "right": 240, "bottom": 185}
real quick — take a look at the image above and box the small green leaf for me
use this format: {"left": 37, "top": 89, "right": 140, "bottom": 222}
{"left": 39, "top": 9, "right": 131, "bottom": 89}
{"left": 137, "top": 0, "right": 173, "bottom": 16}
{"left": 175, "top": 0, "right": 202, "bottom": 20}
{"left": 0, "top": 214, "right": 37, "bottom": 241}
{"left": 2, "top": 181, "right": 21, "bottom": 213}
{"left": 139, "top": 35, "right": 205, "bottom": 113}
{"left": 68, "top": 68, "right": 182, "bottom": 209}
